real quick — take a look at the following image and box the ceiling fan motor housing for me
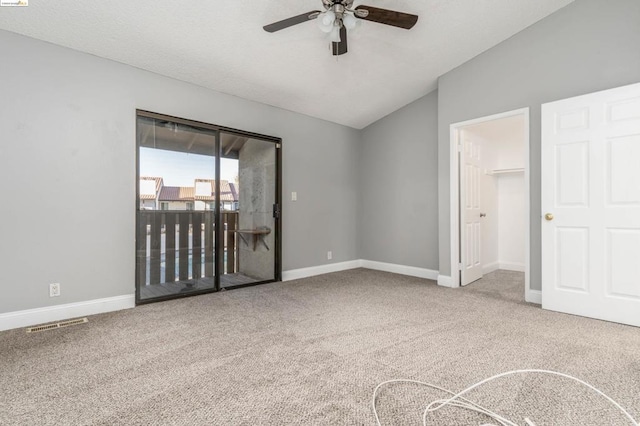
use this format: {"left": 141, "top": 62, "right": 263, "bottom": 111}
{"left": 323, "top": 0, "right": 356, "bottom": 11}
{"left": 322, "top": 0, "right": 366, "bottom": 23}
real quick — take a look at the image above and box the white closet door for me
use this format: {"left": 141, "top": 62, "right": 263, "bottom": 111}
{"left": 460, "top": 130, "right": 483, "bottom": 286}
{"left": 541, "top": 82, "right": 640, "bottom": 327}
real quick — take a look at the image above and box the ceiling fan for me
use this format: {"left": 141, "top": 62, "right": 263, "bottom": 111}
{"left": 263, "top": 0, "right": 418, "bottom": 56}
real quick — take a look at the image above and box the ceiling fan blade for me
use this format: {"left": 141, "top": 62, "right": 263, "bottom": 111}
{"left": 263, "top": 10, "right": 321, "bottom": 33}
{"left": 332, "top": 26, "right": 348, "bottom": 56}
{"left": 354, "top": 5, "right": 418, "bottom": 30}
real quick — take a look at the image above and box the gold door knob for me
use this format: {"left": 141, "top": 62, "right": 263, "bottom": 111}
{"left": 545, "top": 213, "right": 554, "bottom": 221}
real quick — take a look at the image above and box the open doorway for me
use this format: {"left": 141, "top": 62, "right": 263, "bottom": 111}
{"left": 449, "top": 108, "right": 532, "bottom": 302}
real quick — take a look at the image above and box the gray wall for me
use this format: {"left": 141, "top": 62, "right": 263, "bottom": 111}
{"left": 359, "top": 91, "right": 439, "bottom": 270}
{"left": 0, "top": 30, "right": 360, "bottom": 313}
{"left": 3, "top": 0, "right": 639, "bottom": 315}
{"left": 437, "top": 0, "right": 640, "bottom": 290}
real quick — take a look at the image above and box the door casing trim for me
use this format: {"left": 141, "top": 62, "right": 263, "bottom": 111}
{"left": 447, "top": 108, "right": 533, "bottom": 303}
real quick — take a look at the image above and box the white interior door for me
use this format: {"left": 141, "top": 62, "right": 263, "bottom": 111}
{"left": 460, "top": 130, "right": 483, "bottom": 286}
{"left": 541, "top": 82, "right": 640, "bottom": 327}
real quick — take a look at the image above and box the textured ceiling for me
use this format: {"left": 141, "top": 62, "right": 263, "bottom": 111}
{"left": 0, "top": 0, "right": 573, "bottom": 129}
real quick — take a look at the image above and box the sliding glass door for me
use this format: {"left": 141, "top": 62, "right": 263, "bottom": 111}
{"left": 135, "top": 112, "right": 280, "bottom": 304}
{"left": 220, "top": 135, "right": 279, "bottom": 288}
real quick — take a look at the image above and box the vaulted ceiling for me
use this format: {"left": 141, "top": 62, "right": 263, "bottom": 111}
{"left": 0, "top": 0, "right": 573, "bottom": 128}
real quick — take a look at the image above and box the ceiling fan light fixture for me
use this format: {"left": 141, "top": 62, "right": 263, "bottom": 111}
{"left": 322, "top": 9, "right": 336, "bottom": 25}
{"left": 316, "top": 10, "right": 335, "bottom": 32}
{"left": 328, "top": 24, "right": 342, "bottom": 42}
{"left": 342, "top": 12, "right": 357, "bottom": 30}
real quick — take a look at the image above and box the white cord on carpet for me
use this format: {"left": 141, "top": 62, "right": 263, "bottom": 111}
{"left": 372, "top": 369, "right": 639, "bottom": 426}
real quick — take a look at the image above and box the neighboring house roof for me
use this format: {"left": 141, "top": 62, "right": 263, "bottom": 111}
{"left": 193, "top": 179, "right": 238, "bottom": 202}
{"left": 219, "top": 180, "right": 238, "bottom": 202}
{"left": 139, "top": 176, "right": 163, "bottom": 200}
{"left": 141, "top": 177, "right": 239, "bottom": 203}
{"left": 228, "top": 182, "right": 238, "bottom": 202}
{"left": 194, "top": 179, "right": 215, "bottom": 201}
{"left": 159, "top": 186, "right": 195, "bottom": 202}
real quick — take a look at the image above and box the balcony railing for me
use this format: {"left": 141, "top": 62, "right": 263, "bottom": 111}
{"left": 136, "top": 211, "right": 238, "bottom": 286}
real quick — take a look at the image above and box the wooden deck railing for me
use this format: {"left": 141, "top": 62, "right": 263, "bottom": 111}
{"left": 136, "top": 211, "right": 238, "bottom": 286}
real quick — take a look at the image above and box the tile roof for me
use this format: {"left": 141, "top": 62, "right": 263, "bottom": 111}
{"left": 220, "top": 180, "right": 238, "bottom": 202}
{"left": 159, "top": 186, "right": 195, "bottom": 201}
{"left": 228, "top": 182, "right": 238, "bottom": 202}
{"left": 139, "top": 177, "right": 163, "bottom": 200}
{"left": 140, "top": 177, "right": 239, "bottom": 203}
{"left": 194, "top": 179, "right": 238, "bottom": 202}
{"left": 194, "top": 179, "right": 215, "bottom": 201}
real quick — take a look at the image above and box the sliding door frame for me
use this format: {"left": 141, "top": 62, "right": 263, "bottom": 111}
{"left": 135, "top": 110, "right": 282, "bottom": 304}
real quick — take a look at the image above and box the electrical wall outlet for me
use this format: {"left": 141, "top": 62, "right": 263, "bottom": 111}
{"left": 49, "top": 283, "right": 60, "bottom": 297}
{"left": 327, "top": 251, "right": 332, "bottom": 260}
{"left": 291, "top": 191, "right": 297, "bottom": 201}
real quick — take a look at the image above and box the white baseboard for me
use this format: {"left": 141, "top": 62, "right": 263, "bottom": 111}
{"left": 499, "top": 262, "right": 525, "bottom": 272}
{"left": 0, "top": 294, "right": 135, "bottom": 332}
{"left": 283, "top": 259, "right": 440, "bottom": 282}
{"left": 360, "top": 260, "right": 438, "bottom": 280}
{"left": 526, "top": 289, "right": 542, "bottom": 304}
{"left": 282, "top": 260, "right": 362, "bottom": 281}
{"left": 483, "top": 261, "right": 499, "bottom": 274}
{"left": 437, "top": 275, "right": 456, "bottom": 288}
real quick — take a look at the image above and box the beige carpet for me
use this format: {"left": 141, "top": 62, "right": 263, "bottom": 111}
{"left": 1, "top": 269, "right": 639, "bottom": 425}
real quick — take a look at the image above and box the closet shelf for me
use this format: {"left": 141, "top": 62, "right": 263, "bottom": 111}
{"left": 486, "top": 168, "right": 525, "bottom": 175}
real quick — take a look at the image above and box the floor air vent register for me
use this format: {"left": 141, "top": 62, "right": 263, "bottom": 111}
{"left": 26, "top": 317, "right": 89, "bottom": 333}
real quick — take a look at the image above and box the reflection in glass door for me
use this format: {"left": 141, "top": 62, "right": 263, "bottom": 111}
{"left": 136, "top": 114, "right": 218, "bottom": 302}
{"left": 220, "top": 135, "right": 279, "bottom": 288}
{"left": 136, "top": 112, "right": 281, "bottom": 304}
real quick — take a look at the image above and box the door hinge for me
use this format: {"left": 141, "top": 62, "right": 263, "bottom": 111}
{"left": 273, "top": 204, "right": 280, "bottom": 219}
{"left": 276, "top": 143, "right": 281, "bottom": 149}
{"left": 458, "top": 262, "right": 463, "bottom": 270}
{"left": 457, "top": 144, "right": 462, "bottom": 152}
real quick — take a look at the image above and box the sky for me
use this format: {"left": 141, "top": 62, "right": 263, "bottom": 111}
{"left": 140, "top": 147, "right": 238, "bottom": 187}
